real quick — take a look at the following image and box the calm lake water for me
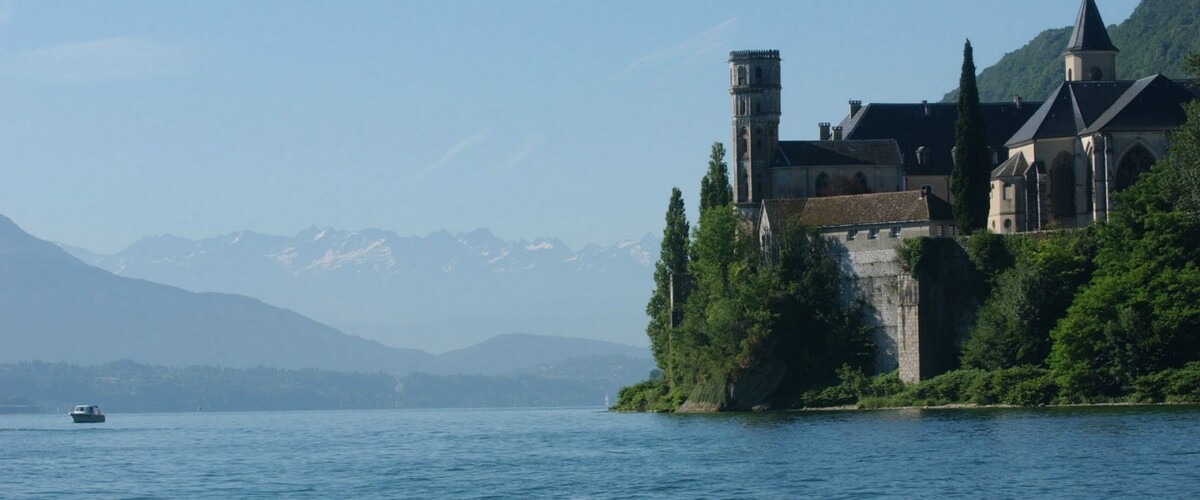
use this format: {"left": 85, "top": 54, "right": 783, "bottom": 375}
{"left": 4, "top": 405, "right": 1199, "bottom": 498}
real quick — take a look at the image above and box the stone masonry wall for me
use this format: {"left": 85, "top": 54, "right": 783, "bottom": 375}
{"left": 833, "top": 244, "right": 935, "bottom": 384}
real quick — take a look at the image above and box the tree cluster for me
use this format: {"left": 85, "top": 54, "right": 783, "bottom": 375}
{"left": 620, "top": 143, "right": 872, "bottom": 411}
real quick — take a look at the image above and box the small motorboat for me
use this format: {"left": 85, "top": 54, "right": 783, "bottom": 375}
{"left": 69, "top": 405, "right": 105, "bottom": 423}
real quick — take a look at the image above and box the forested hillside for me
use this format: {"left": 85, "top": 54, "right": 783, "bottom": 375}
{"left": 943, "top": 0, "right": 1199, "bottom": 103}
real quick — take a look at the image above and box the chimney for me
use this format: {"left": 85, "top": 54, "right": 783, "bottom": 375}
{"left": 818, "top": 122, "right": 831, "bottom": 141}
{"left": 832, "top": 126, "right": 843, "bottom": 141}
{"left": 1014, "top": 94, "right": 1023, "bottom": 109}
{"left": 849, "top": 100, "right": 862, "bottom": 118}
{"left": 922, "top": 100, "right": 930, "bottom": 116}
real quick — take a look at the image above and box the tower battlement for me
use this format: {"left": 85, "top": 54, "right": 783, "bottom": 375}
{"left": 729, "top": 50, "right": 780, "bottom": 61}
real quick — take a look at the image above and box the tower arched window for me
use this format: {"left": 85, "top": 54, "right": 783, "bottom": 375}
{"left": 737, "top": 66, "right": 746, "bottom": 85}
{"left": 1116, "top": 143, "right": 1156, "bottom": 191}
{"left": 1089, "top": 66, "right": 1103, "bottom": 81}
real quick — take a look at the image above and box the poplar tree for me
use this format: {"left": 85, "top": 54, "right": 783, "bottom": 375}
{"left": 700, "top": 142, "right": 732, "bottom": 211}
{"left": 950, "top": 40, "right": 991, "bottom": 234}
{"left": 646, "top": 188, "right": 690, "bottom": 375}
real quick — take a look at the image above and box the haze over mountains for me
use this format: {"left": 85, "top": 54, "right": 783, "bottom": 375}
{"left": 63, "top": 226, "right": 658, "bottom": 353}
{"left": 1, "top": 214, "right": 651, "bottom": 379}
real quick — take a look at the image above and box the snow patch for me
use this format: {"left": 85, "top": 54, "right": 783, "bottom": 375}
{"left": 525, "top": 242, "right": 554, "bottom": 251}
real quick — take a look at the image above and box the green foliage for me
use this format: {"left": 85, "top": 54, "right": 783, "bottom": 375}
{"left": 965, "top": 230, "right": 1018, "bottom": 292}
{"left": 961, "top": 231, "right": 1097, "bottom": 370}
{"left": 613, "top": 379, "right": 680, "bottom": 412}
{"left": 1051, "top": 100, "right": 1200, "bottom": 401}
{"left": 950, "top": 40, "right": 991, "bottom": 234}
{"left": 943, "top": 0, "right": 1200, "bottom": 102}
{"left": 645, "top": 188, "right": 691, "bottom": 377}
{"left": 699, "top": 142, "right": 732, "bottom": 212}
{"left": 1131, "top": 362, "right": 1200, "bottom": 403}
{"left": 898, "top": 236, "right": 964, "bottom": 278}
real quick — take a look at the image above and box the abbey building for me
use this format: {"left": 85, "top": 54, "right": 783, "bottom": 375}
{"left": 733, "top": 0, "right": 1198, "bottom": 237}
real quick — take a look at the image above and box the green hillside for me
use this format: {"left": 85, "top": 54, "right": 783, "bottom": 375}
{"left": 943, "top": 0, "right": 1200, "bottom": 103}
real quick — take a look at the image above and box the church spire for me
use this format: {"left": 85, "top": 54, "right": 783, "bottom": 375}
{"left": 1063, "top": 0, "right": 1118, "bottom": 81}
{"left": 1065, "top": 0, "right": 1119, "bottom": 54}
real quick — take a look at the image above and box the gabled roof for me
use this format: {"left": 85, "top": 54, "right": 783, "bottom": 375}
{"left": 1065, "top": 0, "right": 1118, "bottom": 54}
{"left": 1081, "top": 74, "right": 1198, "bottom": 134}
{"left": 1006, "top": 76, "right": 1198, "bottom": 145}
{"left": 761, "top": 191, "right": 954, "bottom": 229}
{"left": 992, "top": 151, "right": 1034, "bottom": 178}
{"left": 839, "top": 101, "right": 1040, "bottom": 176}
{"left": 1005, "top": 80, "right": 1132, "bottom": 146}
{"left": 773, "top": 139, "right": 902, "bottom": 168}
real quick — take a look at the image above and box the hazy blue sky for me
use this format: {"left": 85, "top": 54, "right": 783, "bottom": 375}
{"left": 0, "top": 0, "right": 1139, "bottom": 253}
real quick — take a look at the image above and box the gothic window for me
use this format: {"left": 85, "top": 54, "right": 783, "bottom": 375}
{"left": 1116, "top": 143, "right": 1155, "bottom": 191}
{"left": 1050, "top": 151, "right": 1075, "bottom": 218}
{"left": 737, "top": 66, "right": 746, "bottom": 85}
{"left": 854, "top": 171, "right": 870, "bottom": 192}
{"left": 815, "top": 172, "right": 830, "bottom": 197}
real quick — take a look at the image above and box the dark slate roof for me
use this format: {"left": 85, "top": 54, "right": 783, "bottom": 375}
{"left": 762, "top": 191, "right": 954, "bottom": 229}
{"left": 1082, "top": 74, "right": 1198, "bottom": 133}
{"left": 773, "top": 139, "right": 902, "bottom": 168}
{"left": 1065, "top": 0, "right": 1118, "bottom": 53}
{"left": 992, "top": 152, "right": 1034, "bottom": 178}
{"left": 838, "top": 101, "right": 1040, "bottom": 176}
{"left": 1006, "top": 76, "right": 1197, "bottom": 144}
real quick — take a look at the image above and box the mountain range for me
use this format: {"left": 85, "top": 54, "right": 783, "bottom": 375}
{"left": 1, "top": 214, "right": 650, "bottom": 377}
{"left": 62, "top": 226, "right": 659, "bottom": 353}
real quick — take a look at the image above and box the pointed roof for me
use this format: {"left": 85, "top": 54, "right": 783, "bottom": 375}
{"left": 1065, "top": 0, "right": 1118, "bottom": 53}
{"left": 991, "top": 152, "right": 1029, "bottom": 178}
{"left": 1081, "top": 74, "right": 1198, "bottom": 134}
{"left": 1004, "top": 80, "right": 1133, "bottom": 146}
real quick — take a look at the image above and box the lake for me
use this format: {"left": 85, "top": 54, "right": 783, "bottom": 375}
{"left": 4, "top": 405, "right": 1199, "bottom": 498}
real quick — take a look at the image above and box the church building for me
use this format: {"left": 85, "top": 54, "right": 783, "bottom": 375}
{"left": 730, "top": 0, "right": 1197, "bottom": 237}
{"left": 987, "top": 0, "right": 1200, "bottom": 233}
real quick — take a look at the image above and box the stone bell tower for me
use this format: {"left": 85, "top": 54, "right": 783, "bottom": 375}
{"left": 729, "top": 50, "right": 781, "bottom": 205}
{"left": 1064, "top": 0, "right": 1118, "bottom": 81}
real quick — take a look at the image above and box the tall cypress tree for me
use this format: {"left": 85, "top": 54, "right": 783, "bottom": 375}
{"left": 951, "top": 40, "right": 991, "bottom": 234}
{"left": 646, "top": 188, "right": 690, "bottom": 375}
{"left": 700, "top": 142, "right": 732, "bottom": 212}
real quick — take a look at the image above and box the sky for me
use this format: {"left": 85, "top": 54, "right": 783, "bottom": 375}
{"left": 0, "top": 0, "right": 1141, "bottom": 254}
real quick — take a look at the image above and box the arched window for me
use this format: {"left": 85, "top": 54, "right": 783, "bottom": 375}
{"left": 853, "top": 171, "right": 870, "bottom": 192}
{"left": 1116, "top": 143, "right": 1155, "bottom": 191}
{"left": 815, "top": 173, "right": 830, "bottom": 197}
{"left": 1089, "top": 66, "right": 1103, "bottom": 81}
{"left": 1050, "top": 151, "right": 1075, "bottom": 218}
{"left": 737, "top": 66, "right": 746, "bottom": 85}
